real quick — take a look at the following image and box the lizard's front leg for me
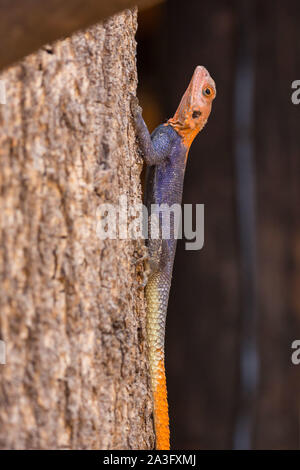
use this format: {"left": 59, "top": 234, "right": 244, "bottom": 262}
{"left": 130, "top": 94, "right": 171, "bottom": 166}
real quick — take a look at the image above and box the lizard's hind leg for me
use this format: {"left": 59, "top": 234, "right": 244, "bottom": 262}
{"left": 133, "top": 244, "right": 151, "bottom": 289}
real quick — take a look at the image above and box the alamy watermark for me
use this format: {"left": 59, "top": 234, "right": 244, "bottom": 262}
{"left": 0, "top": 80, "right": 6, "bottom": 105}
{"left": 0, "top": 340, "right": 6, "bottom": 365}
{"left": 96, "top": 195, "right": 204, "bottom": 251}
{"left": 291, "top": 340, "right": 300, "bottom": 365}
{"left": 291, "top": 80, "right": 300, "bottom": 104}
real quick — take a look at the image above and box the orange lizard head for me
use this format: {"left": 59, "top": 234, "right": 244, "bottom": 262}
{"left": 167, "top": 65, "right": 216, "bottom": 150}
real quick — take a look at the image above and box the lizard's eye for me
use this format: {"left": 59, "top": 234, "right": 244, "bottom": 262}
{"left": 192, "top": 110, "right": 202, "bottom": 119}
{"left": 203, "top": 85, "right": 214, "bottom": 98}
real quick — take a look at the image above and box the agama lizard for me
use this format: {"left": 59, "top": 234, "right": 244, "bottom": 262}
{"left": 131, "top": 66, "right": 216, "bottom": 450}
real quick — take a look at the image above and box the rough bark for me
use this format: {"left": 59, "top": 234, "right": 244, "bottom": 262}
{"left": 0, "top": 0, "right": 162, "bottom": 71}
{"left": 0, "top": 9, "right": 154, "bottom": 450}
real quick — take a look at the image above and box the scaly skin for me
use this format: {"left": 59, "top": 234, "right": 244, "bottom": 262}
{"left": 131, "top": 66, "right": 216, "bottom": 450}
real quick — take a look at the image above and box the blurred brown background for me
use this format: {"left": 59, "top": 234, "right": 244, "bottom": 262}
{"left": 137, "top": 0, "right": 300, "bottom": 449}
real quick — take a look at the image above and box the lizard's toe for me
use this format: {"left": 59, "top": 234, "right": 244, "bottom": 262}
{"left": 129, "top": 93, "right": 142, "bottom": 117}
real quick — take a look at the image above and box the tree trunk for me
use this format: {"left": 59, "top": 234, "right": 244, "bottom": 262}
{"left": 0, "top": 9, "right": 154, "bottom": 450}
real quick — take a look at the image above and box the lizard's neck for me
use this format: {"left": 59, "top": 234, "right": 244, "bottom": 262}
{"left": 166, "top": 118, "right": 206, "bottom": 158}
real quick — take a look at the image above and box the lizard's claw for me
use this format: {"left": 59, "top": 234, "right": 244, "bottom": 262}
{"left": 132, "top": 243, "right": 149, "bottom": 264}
{"left": 132, "top": 253, "right": 149, "bottom": 265}
{"left": 129, "top": 93, "right": 142, "bottom": 118}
